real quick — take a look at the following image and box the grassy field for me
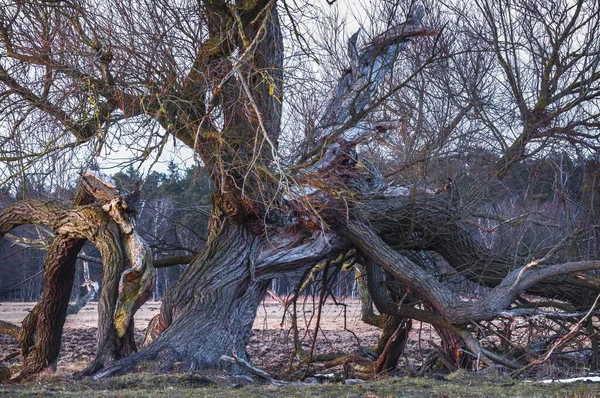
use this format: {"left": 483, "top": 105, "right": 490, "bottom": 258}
{"left": 2, "top": 371, "right": 599, "bottom": 397}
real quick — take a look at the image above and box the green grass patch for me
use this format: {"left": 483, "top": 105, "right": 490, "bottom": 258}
{"left": 1, "top": 371, "right": 599, "bottom": 397}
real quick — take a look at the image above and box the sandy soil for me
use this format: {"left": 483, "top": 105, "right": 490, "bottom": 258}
{"left": 1, "top": 299, "right": 374, "bottom": 330}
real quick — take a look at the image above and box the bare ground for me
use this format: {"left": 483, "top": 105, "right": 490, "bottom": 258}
{"left": 0, "top": 300, "right": 388, "bottom": 378}
{"left": 2, "top": 300, "right": 600, "bottom": 397}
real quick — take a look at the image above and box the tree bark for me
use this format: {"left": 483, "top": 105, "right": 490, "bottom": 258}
{"left": 94, "top": 221, "right": 270, "bottom": 377}
{"left": 0, "top": 199, "right": 137, "bottom": 377}
{"left": 361, "top": 195, "right": 600, "bottom": 306}
{"left": 12, "top": 185, "right": 96, "bottom": 379}
{"left": 374, "top": 316, "right": 411, "bottom": 374}
{"left": 15, "top": 237, "right": 86, "bottom": 378}
{"left": 3, "top": 1, "right": 599, "bottom": 380}
{"left": 356, "top": 263, "right": 411, "bottom": 373}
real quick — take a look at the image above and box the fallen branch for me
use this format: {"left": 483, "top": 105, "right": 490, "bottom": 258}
{"left": 512, "top": 293, "right": 600, "bottom": 377}
{"left": 220, "top": 353, "right": 310, "bottom": 385}
{"left": 499, "top": 309, "right": 600, "bottom": 320}
{"left": 0, "top": 320, "right": 20, "bottom": 340}
{"left": 321, "top": 352, "right": 376, "bottom": 380}
{"left": 323, "top": 354, "right": 374, "bottom": 369}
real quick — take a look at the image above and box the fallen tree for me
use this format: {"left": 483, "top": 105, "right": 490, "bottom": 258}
{"left": 0, "top": 0, "right": 599, "bottom": 382}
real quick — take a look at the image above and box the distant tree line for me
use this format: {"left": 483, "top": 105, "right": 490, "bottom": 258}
{"left": 0, "top": 161, "right": 361, "bottom": 302}
{"left": 2, "top": 152, "right": 598, "bottom": 303}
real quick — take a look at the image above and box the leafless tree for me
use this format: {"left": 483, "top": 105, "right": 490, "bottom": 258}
{"left": 462, "top": 0, "right": 600, "bottom": 177}
{"left": 1, "top": 0, "right": 599, "bottom": 382}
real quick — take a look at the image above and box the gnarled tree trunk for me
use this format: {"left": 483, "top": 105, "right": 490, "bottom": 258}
{"left": 92, "top": 3, "right": 600, "bottom": 379}
{"left": 2, "top": 1, "right": 599, "bottom": 381}
{"left": 17, "top": 237, "right": 86, "bottom": 378}
{"left": 96, "top": 222, "right": 270, "bottom": 376}
{"left": 0, "top": 174, "right": 152, "bottom": 379}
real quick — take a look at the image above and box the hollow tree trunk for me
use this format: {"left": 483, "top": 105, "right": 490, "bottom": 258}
{"left": 94, "top": 221, "right": 270, "bottom": 377}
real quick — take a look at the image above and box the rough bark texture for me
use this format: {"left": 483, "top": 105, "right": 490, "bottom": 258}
{"left": 374, "top": 316, "right": 412, "bottom": 374}
{"left": 2, "top": 1, "right": 599, "bottom": 380}
{"left": 85, "top": 2, "right": 600, "bottom": 375}
{"left": 0, "top": 178, "right": 150, "bottom": 378}
{"left": 433, "top": 325, "right": 471, "bottom": 369}
{"left": 356, "top": 263, "right": 411, "bottom": 373}
{"left": 361, "top": 196, "right": 600, "bottom": 306}
{"left": 16, "top": 237, "right": 85, "bottom": 378}
{"left": 95, "top": 222, "right": 269, "bottom": 377}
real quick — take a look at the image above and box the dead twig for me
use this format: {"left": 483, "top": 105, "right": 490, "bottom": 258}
{"left": 511, "top": 293, "right": 600, "bottom": 377}
{"left": 266, "top": 289, "right": 288, "bottom": 306}
{"left": 220, "top": 352, "right": 312, "bottom": 386}
{"left": 302, "top": 260, "right": 330, "bottom": 380}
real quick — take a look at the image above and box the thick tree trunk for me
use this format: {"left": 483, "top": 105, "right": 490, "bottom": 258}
{"left": 5, "top": 1, "right": 599, "bottom": 380}
{"left": 78, "top": 239, "right": 130, "bottom": 376}
{"left": 95, "top": 221, "right": 270, "bottom": 377}
{"left": 16, "top": 237, "right": 85, "bottom": 378}
{"left": 91, "top": 3, "right": 440, "bottom": 380}
{"left": 0, "top": 198, "right": 139, "bottom": 378}
{"left": 356, "top": 263, "right": 411, "bottom": 373}
{"left": 13, "top": 186, "right": 94, "bottom": 379}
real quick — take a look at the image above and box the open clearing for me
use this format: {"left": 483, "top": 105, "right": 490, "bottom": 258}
{"left": 1, "top": 300, "right": 600, "bottom": 397}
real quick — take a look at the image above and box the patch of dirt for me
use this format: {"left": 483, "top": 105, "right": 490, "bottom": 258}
{"left": 0, "top": 300, "right": 393, "bottom": 377}
{"left": 0, "top": 300, "right": 592, "bottom": 382}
